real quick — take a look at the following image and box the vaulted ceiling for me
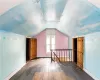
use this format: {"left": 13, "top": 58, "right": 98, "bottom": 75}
{"left": 0, "top": 0, "right": 100, "bottom": 37}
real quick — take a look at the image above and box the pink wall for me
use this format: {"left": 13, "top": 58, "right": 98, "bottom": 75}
{"left": 56, "top": 30, "right": 68, "bottom": 49}
{"left": 35, "top": 30, "right": 46, "bottom": 57}
{"left": 35, "top": 29, "right": 69, "bottom": 57}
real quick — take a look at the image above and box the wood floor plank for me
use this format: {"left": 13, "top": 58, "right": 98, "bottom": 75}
{"left": 10, "top": 58, "right": 94, "bottom": 80}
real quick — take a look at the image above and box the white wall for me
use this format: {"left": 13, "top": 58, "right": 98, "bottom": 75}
{"left": 0, "top": 31, "right": 26, "bottom": 80}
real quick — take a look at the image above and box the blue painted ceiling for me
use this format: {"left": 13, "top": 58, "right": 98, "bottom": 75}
{"left": 0, "top": 0, "right": 100, "bottom": 37}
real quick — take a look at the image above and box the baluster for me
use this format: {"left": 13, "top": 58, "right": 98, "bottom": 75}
{"left": 71, "top": 50, "right": 73, "bottom": 61}
{"left": 63, "top": 50, "right": 65, "bottom": 62}
{"left": 62, "top": 50, "right": 64, "bottom": 61}
{"left": 61, "top": 50, "right": 63, "bottom": 62}
{"left": 61, "top": 50, "right": 62, "bottom": 61}
{"left": 63, "top": 50, "right": 64, "bottom": 62}
{"left": 59, "top": 50, "right": 60, "bottom": 62}
{"left": 53, "top": 52, "right": 54, "bottom": 61}
{"left": 60, "top": 50, "right": 61, "bottom": 62}
{"left": 51, "top": 50, "right": 52, "bottom": 62}
{"left": 66, "top": 50, "right": 68, "bottom": 61}
{"left": 69, "top": 50, "right": 70, "bottom": 61}
{"left": 62, "top": 50, "right": 64, "bottom": 62}
{"left": 54, "top": 52, "right": 55, "bottom": 61}
{"left": 55, "top": 52, "right": 56, "bottom": 61}
{"left": 54, "top": 51, "right": 56, "bottom": 61}
{"left": 60, "top": 50, "right": 61, "bottom": 61}
{"left": 70, "top": 50, "right": 71, "bottom": 61}
{"left": 67, "top": 50, "right": 68, "bottom": 61}
{"left": 60, "top": 50, "right": 62, "bottom": 61}
{"left": 72, "top": 50, "right": 73, "bottom": 62}
{"left": 55, "top": 50, "right": 57, "bottom": 61}
{"left": 66, "top": 50, "right": 67, "bottom": 61}
{"left": 71, "top": 50, "right": 72, "bottom": 61}
{"left": 56, "top": 50, "right": 57, "bottom": 61}
{"left": 64, "top": 50, "right": 65, "bottom": 62}
{"left": 68, "top": 50, "right": 69, "bottom": 61}
{"left": 57, "top": 50, "right": 58, "bottom": 61}
{"left": 65, "top": 50, "right": 66, "bottom": 61}
{"left": 52, "top": 51, "right": 53, "bottom": 61}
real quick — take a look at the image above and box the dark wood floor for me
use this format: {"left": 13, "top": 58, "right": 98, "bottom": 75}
{"left": 10, "top": 58, "right": 94, "bottom": 80}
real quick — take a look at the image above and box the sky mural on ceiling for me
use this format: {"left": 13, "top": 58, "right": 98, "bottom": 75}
{"left": 0, "top": 0, "right": 100, "bottom": 37}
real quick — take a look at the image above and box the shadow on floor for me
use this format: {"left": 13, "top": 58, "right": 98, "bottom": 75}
{"left": 58, "top": 62, "right": 94, "bottom": 80}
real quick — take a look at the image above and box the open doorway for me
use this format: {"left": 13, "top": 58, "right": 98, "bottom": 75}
{"left": 73, "top": 37, "right": 84, "bottom": 69}
{"left": 26, "top": 38, "right": 37, "bottom": 62}
{"left": 73, "top": 38, "right": 77, "bottom": 64}
{"left": 26, "top": 38, "right": 30, "bottom": 61}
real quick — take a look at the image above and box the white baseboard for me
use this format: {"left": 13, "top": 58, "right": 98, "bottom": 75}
{"left": 4, "top": 63, "right": 26, "bottom": 80}
{"left": 83, "top": 68, "right": 100, "bottom": 80}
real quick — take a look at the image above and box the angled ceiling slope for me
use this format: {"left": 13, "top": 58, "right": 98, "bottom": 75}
{"left": 0, "top": 0, "right": 100, "bottom": 37}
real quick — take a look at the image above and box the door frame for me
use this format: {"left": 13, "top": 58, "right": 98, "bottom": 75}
{"left": 26, "top": 38, "right": 30, "bottom": 61}
{"left": 26, "top": 38, "right": 37, "bottom": 61}
{"left": 73, "top": 38, "right": 77, "bottom": 64}
{"left": 73, "top": 37, "right": 84, "bottom": 69}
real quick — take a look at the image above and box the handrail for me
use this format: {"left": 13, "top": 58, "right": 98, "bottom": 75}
{"left": 51, "top": 49, "right": 73, "bottom": 62}
{"left": 51, "top": 49, "right": 72, "bottom": 51}
{"left": 51, "top": 49, "right": 83, "bottom": 54}
{"left": 51, "top": 49, "right": 83, "bottom": 62}
{"left": 53, "top": 52, "right": 60, "bottom": 62}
